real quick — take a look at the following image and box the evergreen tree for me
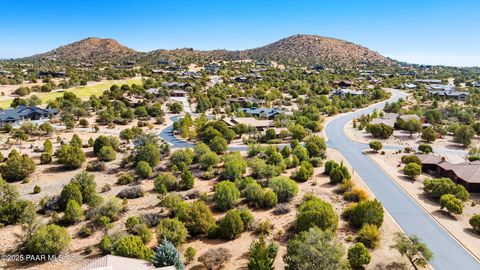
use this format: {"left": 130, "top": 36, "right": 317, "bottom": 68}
{"left": 152, "top": 239, "right": 185, "bottom": 270}
{"left": 248, "top": 236, "right": 278, "bottom": 270}
{"left": 180, "top": 168, "right": 194, "bottom": 190}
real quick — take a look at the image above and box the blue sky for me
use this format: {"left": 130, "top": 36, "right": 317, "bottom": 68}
{"left": 1, "top": 0, "right": 479, "bottom": 66}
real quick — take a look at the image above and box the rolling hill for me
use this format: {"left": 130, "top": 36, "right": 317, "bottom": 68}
{"left": 23, "top": 34, "right": 394, "bottom": 67}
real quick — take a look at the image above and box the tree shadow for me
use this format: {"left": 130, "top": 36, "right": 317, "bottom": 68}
{"left": 463, "top": 227, "right": 480, "bottom": 240}
{"left": 431, "top": 209, "right": 457, "bottom": 221}
{"left": 373, "top": 261, "right": 408, "bottom": 270}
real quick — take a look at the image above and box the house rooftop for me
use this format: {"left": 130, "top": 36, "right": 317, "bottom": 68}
{"left": 76, "top": 255, "right": 174, "bottom": 270}
{"left": 223, "top": 117, "right": 274, "bottom": 128}
{"left": 0, "top": 105, "right": 57, "bottom": 122}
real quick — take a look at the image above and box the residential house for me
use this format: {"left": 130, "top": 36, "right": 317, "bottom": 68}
{"left": 38, "top": 70, "right": 66, "bottom": 78}
{"left": 370, "top": 113, "right": 399, "bottom": 127}
{"left": 237, "top": 107, "right": 282, "bottom": 119}
{"left": 404, "top": 83, "right": 417, "bottom": 89}
{"left": 146, "top": 88, "right": 161, "bottom": 96}
{"left": 170, "top": 90, "right": 187, "bottom": 97}
{"left": 417, "top": 154, "right": 480, "bottom": 192}
{"left": 162, "top": 82, "right": 194, "bottom": 89}
{"left": 76, "top": 254, "right": 175, "bottom": 270}
{"left": 415, "top": 79, "right": 442, "bottom": 84}
{"left": 223, "top": 117, "right": 274, "bottom": 131}
{"left": 427, "top": 85, "right": 470, "bottom": 101}
{"left": 204, "top": 64, "right": 219, "bottom": 74}
{"left": 333, "top": 80, "right": 355, "bottom": 88}
{"left": 0, "top": 105, "right": 58, "bottom": 127}
{"left": 230, "top": 76, "right": 249, "bottom": 83}
{"left": 226, "top": 97, "right": 266, "bottom": 106}
{"left": 473, "top": 81, "right": 480, "bottom": 88}
{"left": 330, "top": 88, "right": 364, "bottom": 99}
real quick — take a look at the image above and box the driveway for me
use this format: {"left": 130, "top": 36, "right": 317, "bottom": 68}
{"left": 325, "top": 89, "right": 479, "bottom": 270}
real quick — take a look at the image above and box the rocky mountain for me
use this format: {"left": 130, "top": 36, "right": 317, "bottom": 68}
{"left": 23, "top": 35, "right": 394, "bottom": 67}
{"left": 26, "top": 37, "right": 138, "bottom": 62}
{"left": 240, "top": 34, "right": 393, "bottom": 67}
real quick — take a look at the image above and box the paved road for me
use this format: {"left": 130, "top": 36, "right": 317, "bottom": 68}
{"left": 325, "top": 89, "right": 479, "bottom": 270}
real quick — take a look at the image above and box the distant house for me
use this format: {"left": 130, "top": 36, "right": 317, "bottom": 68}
{"left": 417, "top": 154, "right": 480, "bottom": 192}
{"left": 415, "top": 79, "right": 442, "bottom": 84}
{"left": 38, "top": 70, "right": 66, "bottom": 78}
{"left": 333, "top": 80, "right": 354, "bottom": 88}
{"left": 157, "top": 59, "right": 174, "bottom": 65}
{"left": 427, "top": 85, "right": 470, "bottom": 101}
{"left": 230, "top": 76, "right": 248, "bottom": 83}
{"left": 76, "top": 254, "right": 175, "bottom": 270}
{"left": 427, "top": 84, "right": 455, "bottom": 91}
{"left": 398, "top": 71, "right": 416, "bottom": 76}
{"left": 0, "top": 105, "right": 58, "bottom": 127}
{"left": 162, "top": 82, "right": 194, "bottom": 89}
{"left": 223, "top": 117, "right": 274, "bottom": 130}
{"left": 0, "top": 70, "right": 11, "bottom": 75}
{"left": 330, "top": 88, "right": 364, "bottom": 99}
{"left": 474, "top": 81, "right": 480, "bottom": 88}
{"left": 404, "top": 83, "right": 417, "bottom": 89}
{"left": 204, "top": 64, "right": 219, "bottom": 74}
{"left": 226, "top": 97, "right": 265, "bottom": 106}
{"left": 170, "top": 90, "right": 187, "bottom": 97}
{"left": 370, "top": 113, "right": 399, "bottom": 127}
{"left": 146, "top": 88, "right": 161, "bottom": 96}
{"left": 237, "top": 107, "right": 282, "bottom": 119}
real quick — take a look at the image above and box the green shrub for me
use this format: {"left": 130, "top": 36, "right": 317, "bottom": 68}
{"left": 469, "top": 214, "right": 480, "bottom": 233}
{"left": 63, "top": 199, "right": 84, "bottom": 224}
{"left": 217, "top": 208, "right": 245, "bottom": 239}
{"left": 349, "top": 199, "right": 384, "bottom": 229}
{"left": 248, "top": 236, "right": 279, "bottom": 270}
{"left": 214, "top": 181, "right": 240, "bottom": 211}
{"left": 59, "top": 183, "right": 83, "bottom": 210}
{"left": 156, "top": 218, "right": 188, "bottom": 247}
{"left": 135, "top": 161, "right": 153, "bottom": 179}
{"left": 184, "top": 246, "right": 196, "bottom": 265}
{"left": 0, "top": 150, "right": 36, "bottom": 182}
{"left": 403, "top": 162, "right": 421, "bottom": 180}
{"left": 93, "top": 135, "right": 120, "bottom": 155}
{"left": 177, "top": 200, "right": 215, "bottom": 236}
{"left": 268, "top": 176, "right": 298, "bottom": 202}
{"left": 26, "top": 224, "right": 70, "bottom": 255}
{"left": 40, "top": 153, "right": 52, "bottom": 164}
{"left": 356, "top": 224, "right": 381, "bottom": 249}
{"left": 111, "top": 235, "right": 153, "bottom": 260}
{"left": 98, "top": 146, "right": 116, "bottom": 162}
{"left": 324, "top": 160, "right": 338, "bottom": 175}
{"left": 33, "top": 185, "right": 41, "bottom": 194}
{"left": 348, "top": 243, "right": 371, "bottom": 269}
{"left": 154, "top": 173, "right": 177, "bottom": 192}
{"left": 423, "top": 177, "right": 470, "bottom": 202}
{"left": 295, "top": 196, "right": 339, "bottom": 233}
{"left": 439, "top": 194, "right": 463, "bottom": 215}
{"left": 117, "top": 173, "right": 135, "bottom": 185}
{"left": 401, "top": 155, "right": 421, "bottom": 165}
{"left": 369, "top": 141, "right": 383, "bottom": 152}
{"left": 57, "top": 145, "right": 86, "bottom": 169}
{"left": 179, "top": 168, "right": 194, "bottom": 190}
{"left": 418, "top": 144, "right": 433, "bottom": 154}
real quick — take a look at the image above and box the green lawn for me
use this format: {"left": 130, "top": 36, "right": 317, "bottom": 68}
{"left": 0, "top": 78, "right": 142, "bottom": 109}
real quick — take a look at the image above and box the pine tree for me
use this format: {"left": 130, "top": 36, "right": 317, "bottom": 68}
{"left": 152, "top": 239, "right": 185, "bottom": 270}
{"left": 180, "top": 168, "right": 194, "bottom": 190}
{"left": 63, "top": 199, "right": 84, "bottom": 223}
{"left": 248, "top": 236, "right": 278, "bottom": 270}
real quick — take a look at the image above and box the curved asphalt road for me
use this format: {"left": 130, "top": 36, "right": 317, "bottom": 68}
{"left": 160, "top": 91, "right": 479, "bottom": 269}
{"left": 325, "top": 89, "right": 479, "bottom": 270}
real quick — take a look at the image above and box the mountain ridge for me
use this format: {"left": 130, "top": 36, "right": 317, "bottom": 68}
{"left": 23, "top": 34, "right": 395, "bottom": 67}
